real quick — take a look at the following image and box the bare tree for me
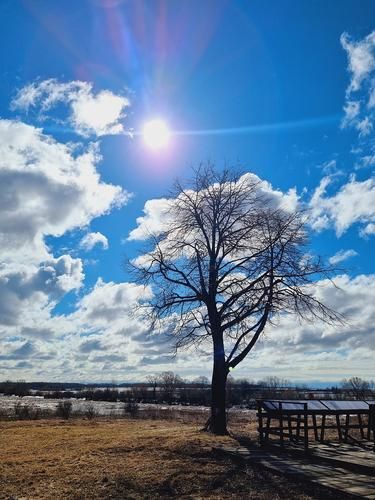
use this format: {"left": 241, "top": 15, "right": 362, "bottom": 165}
{"left": 259, "top": 376, "right": 291, "bottom": 389}
{"left": 341, "top": 377, "right": 373, "bottom": 400}
{"left": 258, "top": 376, "right": 291, "bottom": 397}
{"left": 132, "top": 166, "right": 342, "bottom": 434}
{"left": 158, "top": 371, "right": 183, "bottom": 404}
{"left": 146, "top": 375, "right": 159, "bottom": 402}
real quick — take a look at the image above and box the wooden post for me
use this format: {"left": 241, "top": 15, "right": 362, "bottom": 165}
{"left": 258, "top": 401, "right": 263, "bottom": 445}
{"left": 265, "top": 416, "right": 270, "bottom": 442}
{"left": 358, "top": 414, "right": 365, "bottom": 439}
{"left": 296, "top": 413, "right": 301, "bottom": 440}
{"left": 312, "top": 414, "right": 318, "bottom": 441}
{"left": 287, "top": 415, "right": 293, "bottom": 441}
{"left": 320, "top": 414, "right": 326, "bottom": 442}
{"left": 303, "top": 403, "right": 308, "bottom": 452}
{"left": 344, "top": 414, "right": 350, "bottom": 442}
{"left": 279, "top": 402, "right": 284, "bottom": 448}
{"left": 367, "top": 408, "right": 371, "bottom": 441}
{"left": 336, "top": 415, "right": 342, "bottom": 441}
{"left": 368, "top": 404, "right": 375, "bottom": 451}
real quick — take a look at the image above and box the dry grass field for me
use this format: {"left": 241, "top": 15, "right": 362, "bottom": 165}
{"left": 0, "top": 417, "right": 347, "bottom": 499}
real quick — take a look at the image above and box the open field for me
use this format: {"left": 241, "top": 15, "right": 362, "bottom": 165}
{"left": 0, "top": 418, "right": 352, "bottom": 499}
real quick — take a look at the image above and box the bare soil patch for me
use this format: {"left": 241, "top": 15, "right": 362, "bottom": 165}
{"left": 0, "top": 418, "right": 349, "bottom": 499}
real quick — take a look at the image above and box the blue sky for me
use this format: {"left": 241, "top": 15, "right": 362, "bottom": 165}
{"left": 0, "top": 0, "right": 374, "bottom": 384}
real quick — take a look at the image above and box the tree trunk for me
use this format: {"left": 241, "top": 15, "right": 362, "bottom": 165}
{"left": 205, "top": 336, "right": 228, "bottom": 435}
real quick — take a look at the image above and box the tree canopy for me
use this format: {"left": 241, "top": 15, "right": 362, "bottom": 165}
{"left": 132, "top": 166, "right": 341, "bottom": 433}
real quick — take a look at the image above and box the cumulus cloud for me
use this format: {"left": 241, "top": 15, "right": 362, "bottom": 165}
{"left": 124, "top": 171, "right": 375, "bottom": 381}
{"left": 129, "top": 172, "right": 299, "bottom": 241}
{"left": 75, "top": 277, "right": 153, "bottom": 326}
{"left": 0, "top": 255, "right": 83, "bottom": 328}
{"left": 128, "top": 198, "right": 172, "bottom": 241}
{"left": 244, "top": 273, "right": 375, "bottom": 381}
{"left": 329, "top": 249, "right": 358, "bottom": 265}
{"left": 57, "top": 279, "right": 161, "bottom": 378}
{"left": 247, "top": 172, "right": 299, "bottom": 211}
{"left": 0, "top": 81, "right": 147, "bottom": 381}
{"left": 2, "top": 272, "right": 374, "bottom": 382}
{"left": 0, "top": 276, "right": 161, "bottom": 380}
{"left": 79, "top": 232, "right": 109, "bottom": 251}
{"left": 0, "top": 119, "right": 128, "bottom": 264}
{"left": 1, "top": 67, "right": 374, "bottom": 382}
{"left": 0, "top": 111, "right": 132, "bottom": 369}
{"left": 79, "top": 338, "right": 107, "bottom": 353}
{"left": 11, "top": 79, "right": 130, "bottom": 137}
{"left": 309, "top": 175, "right": 375, "bottom": 236}
{"left": 2, "top": 263, "right": 194, "bottom": 381}
{"left": 0, "top": 340, "right": 37, "bottom": 360}
{"left": 337, "top": 31, "right": 375, "bottom": 241}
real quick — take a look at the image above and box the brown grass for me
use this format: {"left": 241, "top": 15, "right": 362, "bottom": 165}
{"left": 0, "top": 418, "right": 344, "bottom": 499}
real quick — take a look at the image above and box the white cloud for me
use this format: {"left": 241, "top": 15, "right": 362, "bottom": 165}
{"left": 240, "top": 273, "right": 375, "bottom": 381}
{"left": 128, "top": 198, "right": 172, "bottom": 241}
{"left": 359, "top": 222, "right": 375, "bottom": 238}
{"left": 357, "top": 117, "right": 373, "bottom": 137}
{"left": 356, "top": 154, "right": 375, "bottom": 169}
{"left": 342, "top": 100, "right": 360, "bottom": 127}
{"left": 1, "top": 272, "right": 374, "bottom": 383}
{"left": 11, "top": 79, "right": 130, "bottom": 137}
{"left": 317, "top": 159, "right": 341, "bottom": 175}
{"left": 71, "top": 89, "right": 129, "bottom": 137}
{"left": 129, "top": 173, "right": 299, "bottom": 241}
{"left": 251, "top": 173, "right": 299, "bottom": 212}
{"left": 75, "top": 277, "right": 153, "bottom": 326}
{"left": 0, "top": 166, "right": 306, "bottom": 381}
{"left": 341, "top": 31, "right": 375, "bottom": 136}
{"left": 329, "top": 249, "right": 358, "bottom": 265}
{"left": 123, "top": 173, "right": 375, "bottom": 381}
{"left": 1, "top": 65, "right": 374, "bottom": 382}
{"left": 341, "top": 31, "right": 375, "bottom": 93}
{"left": 0, "top": 83, "right": 171, "bottom": 382}
{"left": 0, "top": 119, "right": 128, "bottom": 264}
{"left": 273, "top": 274, "right": 375, "bottom": 352}
{"left": 54, "top": 279, "right": 160, "bottom": 378}
{"left": 0, "top": 255, "right": 84, "bottom": 328}
{"left": 0, "top": 115, "right": 131, "bottom": 366}
{"left": 309, "top": 175, "right": 375, "bottom": 236}
{"left": 0, "top": 272, "right": 162, "bottom": 381}
{"left": 369, "top": 86, "right": 375, "bottom": 108}
{"left": 79, "top": 232, "right": 109, "bottom": 251}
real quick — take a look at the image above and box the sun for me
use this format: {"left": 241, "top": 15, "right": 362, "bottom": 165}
{"left": 142, "top": 119, "right": 171, "bottom": 150}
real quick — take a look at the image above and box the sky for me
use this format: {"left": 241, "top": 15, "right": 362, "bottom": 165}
{"left": 0, "top": 0, "right": 374, "bottom": 385}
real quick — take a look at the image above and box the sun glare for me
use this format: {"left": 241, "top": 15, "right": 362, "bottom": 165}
{"left": 143, "top": 119, "right": 171, "bottom": 150}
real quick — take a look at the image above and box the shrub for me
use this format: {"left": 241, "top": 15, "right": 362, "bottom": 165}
{"left": 85, "top": 403, "right": 97, "bottom": 420}
{"left": 0, "top": 407, "right": 10, "bottom": 420}
{"left": 124, "top": 400, "right": 139, "bottom": 418}
{"left": 56, "top": 400, "right": 73, "bottom": 419}
{"left": 12, "top": 402, "right": 56, "bottom": 420}
{"left": 14, "top": 402, "right": 33, "bottom": 419}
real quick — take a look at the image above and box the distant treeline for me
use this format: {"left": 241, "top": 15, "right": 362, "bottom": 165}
{"left": 1, "top": 374, "right": 374, "bottom": 406}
